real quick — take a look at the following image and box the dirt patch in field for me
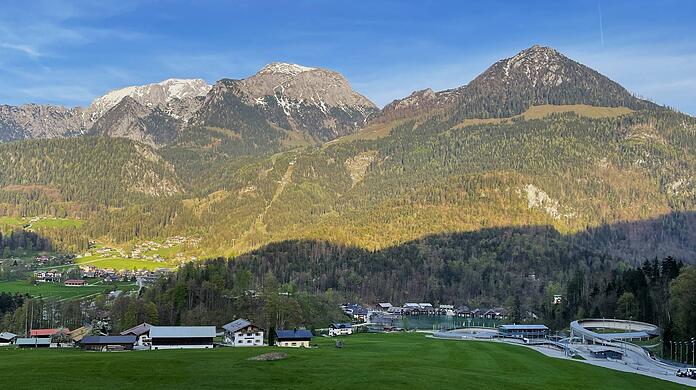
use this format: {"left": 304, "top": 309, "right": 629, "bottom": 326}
{"left": 248, "top": 352, "right": 288, "bottom": 361}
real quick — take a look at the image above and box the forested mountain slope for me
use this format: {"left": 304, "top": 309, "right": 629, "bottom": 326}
{"left": 0, "top": 45, "right": 694, "bottom": 266}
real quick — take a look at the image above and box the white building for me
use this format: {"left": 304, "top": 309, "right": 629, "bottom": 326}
{"left": 275, "top": 329, "right": 313, "bottom": 348}
{"left": 328, "top": 323, "right": 353, "bottom": 337}
{"left": 222, "top": 319, "right": 264, "bottom": 347}
{"left": 149, "top": 326, "right": 216, "bottom": 350}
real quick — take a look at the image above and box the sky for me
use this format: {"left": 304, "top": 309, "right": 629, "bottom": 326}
{"left": 0, "top": 0, "right": 694, "bottom": 114}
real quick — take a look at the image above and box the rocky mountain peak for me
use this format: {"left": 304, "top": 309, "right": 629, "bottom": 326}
{"left": 85, "top": 78, "right": 211, "bottom": 122}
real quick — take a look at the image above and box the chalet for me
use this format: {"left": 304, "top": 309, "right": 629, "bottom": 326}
{"left": 471, "top": 308, "right": 484, "bottom": 319}
{"left": 484, "top": 307, "right": 507, "bottom": 320}
{"left": 377, "top": 303, "right": 392, "bottom": 311}
{"left": 0, "top": 332, "right": 17, "bottom": 346}
{"left": 64, "top": 279, "right": 87, "bottom": 287}
{"left": 456, "top": 306, "right": 471, "bottom": 317}
{"left": 15, "top": 337, "right": 51, "bottom": 348}
{"left": 80, "top": 335, "right": 137, "bottom": 351}
{"left": 275, "top": 329, "right": 313, "bottom": 348}
{"left": 222, "top": 319, "right": 264, "bottom": 347}
{"left": 149, "top": 326, "right": 216, "bottom": 350}
{"left": 328, "top": 323, "right": 353, "bottom": 337}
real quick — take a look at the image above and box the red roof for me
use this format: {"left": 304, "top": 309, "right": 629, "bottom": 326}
{"left": 64, "top": 279, "right": 87, "bottom": 285}
{"left": 30, "top": 328, "right": 69, "bottom": 337}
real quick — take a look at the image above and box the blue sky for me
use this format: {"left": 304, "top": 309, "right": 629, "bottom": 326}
{"left": 0, "top": 0, "right": 694, "bottom": 114}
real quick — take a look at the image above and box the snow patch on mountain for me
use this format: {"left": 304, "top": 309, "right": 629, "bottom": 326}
{"left": 86, "top": 78, "right": 211, "bottom": 122}
{"left": 258, "top": 62, "right": 316, "bottom": 76}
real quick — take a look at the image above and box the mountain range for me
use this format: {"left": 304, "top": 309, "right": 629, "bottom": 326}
{"left": 1, "top": 44, "right": 695, "bottom": 264}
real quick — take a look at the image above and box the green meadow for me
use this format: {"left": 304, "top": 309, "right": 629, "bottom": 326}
{"left": 0, "top": 280, "right": 135, "bottom": 300}
{"left": 0, "top": 333, "right": 685, "bottom": 390}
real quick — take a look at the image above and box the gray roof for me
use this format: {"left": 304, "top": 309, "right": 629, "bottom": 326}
{"left": 222, "top": 319, "right": 255, "bottom": 333}
{"left": 81, "top": 335, "right": 137, "bottom": 345}
{"left": 0, "top": 332, "right": 17, "bottom": 340}
{"left": 120, "top": 323, "right": 152, "bottom": 336}
{"left": 276, "top": 329, "right": 313, "bottom": 340}
{"left": 149, "top": 326, "right": 216, "bottom": 338}
{"left": 15, "top": 337, "right": 51, "bottom": 346}
{"left": 499, "top": 324, "right": 549, "bottom": 330}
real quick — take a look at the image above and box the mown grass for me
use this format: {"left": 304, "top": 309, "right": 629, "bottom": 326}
{"left": 0, "top": 333, "right": 684, "bottom": 390}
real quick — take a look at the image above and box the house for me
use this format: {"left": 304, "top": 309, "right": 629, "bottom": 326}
{"left": 15, "top": 338, "right": 51, "bottom": 348}
{"left": 64, "top": 279, "right": 87, "bottom": 287}
{"left": 0, "top": 332, "right": 17, "bottom": 346}
{"left": 34, "top": 270, "right": 62, "bottom": 283}
{"left": 149, "top": 326, "right": 216, "bottom": 350}
{"left": 328, "top": 323, "right": 353, "bottom": 337}
{"left": 275, "top": 329, "right": 313, "bottom": 348}
{"left": 341, "top": 303, "right": 368, "bottom": 322}
{"left": 471, "top": 309, "right": 484, "bottom": 318}
{"left": 120, "top": 322, "right": 152, "bottom": 346}
{"left": 80, "top": 335, "right": 137, "bottom": 351}
{"left": 488, "top": 307, "right": 507, "bottom": 320}
{"left": 30, "top": 328, "right": 69, "bottom": 337}
{"left": 498, "top": 324, "right": 549, "bottom": 339}
{"left": 387, "top": 306, "right": 404, "bottom": 315}
{"left": 419, "top": 303, "right": 435, "bottom": 315}
{"left": 438, "top": 305, "right": 455, "bottom": 315}
{"left": 456, "top": 306, "right": 471, "bottom": 317}
{"left": 222, "top": 319, "right": 264, "bottom": 347}
{"left": 376, "top": 303, "right": 392, "bottom": 311}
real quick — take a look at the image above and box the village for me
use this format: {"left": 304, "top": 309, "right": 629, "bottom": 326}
{"left": 0, "top": 300, "right": 542, "bottom": 352}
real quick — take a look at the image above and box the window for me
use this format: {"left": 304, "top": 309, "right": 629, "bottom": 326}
{"left": 247, "top": 340, "right": 252, "bottom": 344}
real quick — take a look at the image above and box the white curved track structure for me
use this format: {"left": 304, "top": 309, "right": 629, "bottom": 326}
{"left": 570, "top": 318, "right": 660, "bottom": 342}
{"left": 570, "top": 318, "right": 682, "bottom": 376}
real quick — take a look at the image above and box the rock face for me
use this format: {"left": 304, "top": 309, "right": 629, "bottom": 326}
{"left": 0, "top": 104, "right": 85, "bottom": 141}
{"left": 84, "top": 78, "right": 211, "bottom": 122}
{"left": 0, "top": 66, "right": 376, "bottom": 146}
{"left": 89, "top": 97, "right": 182, "bottom": 147}
{"left": 193, "top": 63, "right": 378, "bottom": 142}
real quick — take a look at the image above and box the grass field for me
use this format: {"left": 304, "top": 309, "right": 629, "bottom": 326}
{"left": 0, "top": 216, "right": 83, "bottom": 231}
{"left": 0, "top": 333, "right": 685, "bottom": 389}
{"left": 0, "top": 280, "right": 135, "bottom": 300}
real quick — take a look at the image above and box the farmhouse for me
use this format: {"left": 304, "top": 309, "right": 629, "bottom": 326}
{"left": 120, "top": 322, "right": 152, "bottom": 346}
{"left": 80, "top": 335, "right": 137, "bottom": 351}
{"left": 0, "top": 332, "right": 17, "bottom": 346}
{"left": 149, "top": 326, "right": 216, "bottom": 350}
{"left": 275, "top": 329, "right": 313, "bottom": 348}
{"left": 328, "top": 323, "right": 353, "bottom": 337}
{"left": 222, "top": 319, "right": 264, "bottom": 347}
{"left": 64, "top": 279, "right": 87, "bottom": 287}
{"left": 15, "top": 337, "right": 51, "bottom": 348}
